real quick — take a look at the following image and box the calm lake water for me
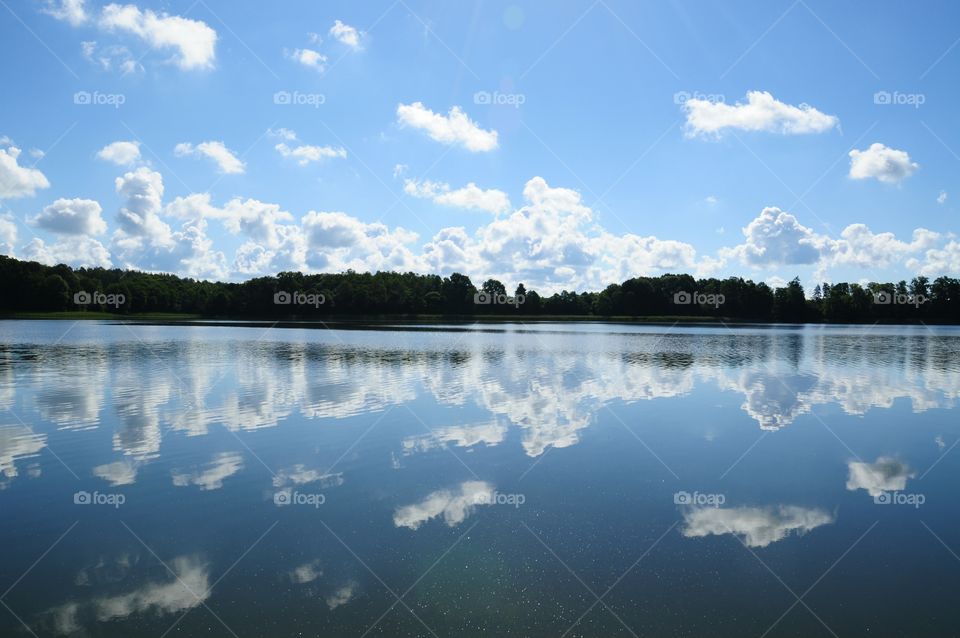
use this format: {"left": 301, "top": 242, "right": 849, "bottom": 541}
{"left": 2, "top": 320, "right": 959, "bottom": 637}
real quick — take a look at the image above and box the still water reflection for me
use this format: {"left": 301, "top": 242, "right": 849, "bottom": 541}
{"left": 1, "top": 321, "right": 959, "bottom": 636}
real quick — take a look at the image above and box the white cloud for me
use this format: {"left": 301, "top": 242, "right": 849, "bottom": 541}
{"left": 174, "top": 141, "right": 245, "bottom": 174}
{"left": 99, "top": 3, "right": 217, "bottom": 70}
{"left": 109, "top": 169, "right": 226, "bottom": 280}
{"left": 301, "top": 210, "right": 420, "bottom": 273}
{"left": 0, "top": 145, "right": 50, "bottom": 199}
{"left": 848, "top": 143, "right": 918, "bottom": 184}
{"left": 289, "top": 560, "right": 322, "bottom": 584}
{"left": 113, "top": 167, "right": 169, "bottom": 241}
{"left": 403, "top": 420, "right": 506, "bottom": 455}
{"left": 910, "top": 240, "right": 960, "bottom": 276}
{"left": 275, "top": 142, "right": 346, "bottom": 165}
{"left": 97, "top": 140, "right": 141, "bottom": 166}
{"left": 404, "top": 178, "right": 511, "bottom": 214}
{"left": 81, "top": 41, "right": 142, "bottom": 74}
{"left": 846, "top": 457, "right": 913, "bottom": 497}
{"left": 938, "top": 190, "right": 948, "bottom": 204}
{"left": 396, "top": 102, "right": 498, "bottom": 152}
{"left": 684, "top": 90, "right": 839, "bottom": 137}
{"left": 42, "top": 0, "right": 88, "bottom": 25}
{"left": 287, "top": 47, "right": 327, "bottom": 72}
{"left": 393, "top": 481, "right": 495, "bottom": 529}
{"left": 21, "top": 236, "right": 113, "bottom": 268}
{"left": 724, "top": 206, "right": 832, "bottom": 267}
{"left": 267, "top": 127, "right": 298, "bottom": 142}
{"left": 326, "top": 583, "right": 356, "bottom": 610}
{"left": 329, "top": 20, "right": 362, "bottom": 49}
{"left": 392, "top": 163, "right": 408, "bottom": 178}
{"left": 92, "top": 460, "right": 138, "bottom": 486}
{"left": 832, "top": 224, "right": 938, "bottom": 269}
{"left": 94, "top": 556, "right": 209, "bottom": 620}
{"left": 722, "top": 206, "right": 940, "bottom": 276}
{"left": 0, "top": 215, "right": 17, "bottom": 255}
{"left": 32, "top": 198, "right": 107, "bottom": 235}
{"left": 272, "top": 464, "right": 342, "bottom": 488}
{"left": 0, "top": 424, "right": 47, "bottom": 479}
{"left": 681, "top": 505, "right": 834, "bottom": 548}
{"left": 417, "top": 176, "right": 717, "bottom": 294}
{"left": 171, "top": 452, "right": 243, "bottom": 490}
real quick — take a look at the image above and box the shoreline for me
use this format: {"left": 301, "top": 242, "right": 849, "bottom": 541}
{"left": 2, "top": 312, "right": 957, "bottom": 327}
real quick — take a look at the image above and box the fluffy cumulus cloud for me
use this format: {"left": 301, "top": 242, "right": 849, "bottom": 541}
{"left": 0, "top": 215, "right": 17, "bottom": 254}
{"left": 832, "top": 224, "right": 938, "bottom": 269}
{"left": 396, "top": 102, "right": 499, "bottom": 152}
{"left": 721, "top": 206, "right": 940, "bottom": 275}
{"left": 269, "top": 128, "right": 346, "bottom": 165}
{"left": 0, "top": 144, "right": 50, "bottom": 199}
{"left": 42, "top": 0, "right": 88, "bottom": 25}
{"left": 723, "top": 207, "right": 828, "bottom": 267}
{"left": 684, "top": 91, "right": 839, "bottom": 137}
{"left": 910, "top": 240, "right": 960, "bottom": 276}
{"left": 6, "top": 152, "right": 953, "bottom": 290}
{"left": 404, "top": 178, "right": 510, "bottom": 215}
{"left": 287, "top": 47, "right": 327, "bottom": 72}
{"left": 109, "top": 168, "right": 227, "bottom": 279}
{"left": 98, "top": 3, "right": 217, "bottom": 70}
{"left": 32, "top": 198, "right": 107, "bottom": 235}
{"left": 174, "top": 141, "right": 245, "bottom": 174}
{"left": 848, "top": 143, "right": 918, "bottom": 184}
{"left": 21, "top": 236, "right": 112, "bottom": 268}
{"left": 113, "top": 167, "right": 168, "bottom": 241}
{"left": 218, "top": 198, "right": 295, "bottom": 249}
{"left": 421, "top": 176, "right": 713, "bottom": 292}
{"left": 329, "top": 19, "right": 362, "bottom": 49}
{"left": 301, "top": 210, "right": 420, "bottom": 273}
{"left": 97, "top": 140, "right": 141, "bottom": 166}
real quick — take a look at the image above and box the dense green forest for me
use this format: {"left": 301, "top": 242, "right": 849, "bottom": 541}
{"left": 1, "top": 255, "right": 958, "bottom": 323}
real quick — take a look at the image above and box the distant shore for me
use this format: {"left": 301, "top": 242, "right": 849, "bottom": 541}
{"left": 3, "top": 312, "right": 956, "bottom": 327}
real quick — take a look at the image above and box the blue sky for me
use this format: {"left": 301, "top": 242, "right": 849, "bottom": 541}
{"left": 1, "top": 0, "right": 958, "bottom": 293}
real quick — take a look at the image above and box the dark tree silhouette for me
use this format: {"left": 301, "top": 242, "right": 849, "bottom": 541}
{"left": 0, "top": 255, "right": 957, "bottom": 323}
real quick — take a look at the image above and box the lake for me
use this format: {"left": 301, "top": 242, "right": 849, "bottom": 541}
{"left": 1, "top": 320, "right": 959, "bottom": 637}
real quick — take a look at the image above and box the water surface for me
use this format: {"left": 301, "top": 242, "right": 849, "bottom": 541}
{"left": 1, "top": 320, "right": 959, "bottom": 636}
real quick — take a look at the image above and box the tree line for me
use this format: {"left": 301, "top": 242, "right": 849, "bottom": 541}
{"left": 1, "top": 255, "right": 958, "bottom": 323}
